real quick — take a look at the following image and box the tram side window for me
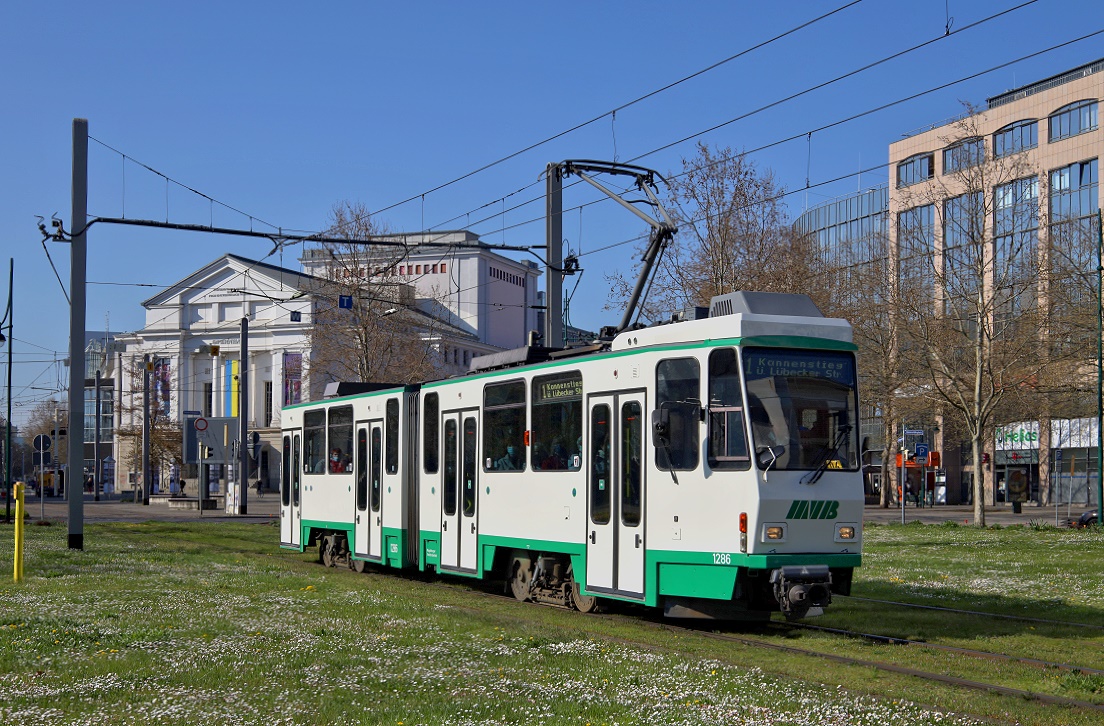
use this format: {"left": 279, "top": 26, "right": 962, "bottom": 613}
{"left": 622, "top": 400, "right": 643, "bottom": 527}
{"left": 356, "top": 429, "right": 368, "bottom": 511}
{"left": 385, "top": 398, "right": 399, "bottom": 474}
{"left": 531, "top": 371, "right": 583, "bottom": 472}
{"left": 371, "top": 427, "right": 383, "bottom": 511}
{"left": 590, "top": 405, "right": 611, "bottom": 525}
{"left": 444, "top": 419, "right": 458, "bottom": 516}
{"left": 292, "top": 434, "right": 300, "bottom": 506}
{"left": 463, "top": 417, "right": 477, "bottom": 516}
{"left": 328, "top": 405, "right": 354, "bottom": 474}
{"left": 708, "top": 348, "right": 750, "bottom": 471}
{"left": 483, "top": 380, "right": 526, "bottom": 471}
{"left": 423, "top": 393, "right": 439, "bottom": 473}
{"left": 655, "top": 357, "right": 701, "bottom": 471}
{"left": 304, "top": 410, "right": 326, "bottom": 474}
{"left": 281, "top": 435, "right": 291, "bottom": 507}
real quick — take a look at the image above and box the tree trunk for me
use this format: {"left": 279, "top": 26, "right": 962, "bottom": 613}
{"left": 971, "top": 436, "right": 986, "bottom": 526}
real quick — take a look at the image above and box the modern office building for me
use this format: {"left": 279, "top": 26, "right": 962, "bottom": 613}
{"left": 888, "top": 57, "right": 1101, "bottom": 506}
{"left": 797, "top": 58, "right": 1102, "bottom": 507}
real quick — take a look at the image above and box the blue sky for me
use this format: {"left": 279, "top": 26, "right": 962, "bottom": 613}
{"left": 1, "top": 0, "right": 1102, "bottom": 427}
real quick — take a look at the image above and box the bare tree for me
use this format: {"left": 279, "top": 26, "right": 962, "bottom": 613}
{"left": 305, "top": 202, "right": 446, "bottom": 394}
{"left": 115, "top": 358, "right": 182, "bottom": 490}
{"left": 606, "top": 143, "right": 819, "bottom": 319}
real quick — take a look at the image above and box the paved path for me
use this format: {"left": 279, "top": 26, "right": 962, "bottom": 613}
{"left": 862, "top": 501, "right": 1092, "bottom": 527}
{"left": 0, "top": 492, "right": 281, "bottom": 524}
{"left": 2, "top": 492, "right": 1090, "bottom": 527}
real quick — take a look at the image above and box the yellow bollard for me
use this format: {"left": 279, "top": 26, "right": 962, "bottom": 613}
{"left": 13, "top": 481, "right": 24, "bottom": 583}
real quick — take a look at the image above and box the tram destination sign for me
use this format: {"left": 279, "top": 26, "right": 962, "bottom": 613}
{"left": 744, "top": 351, "right": 854, "bottom": 384}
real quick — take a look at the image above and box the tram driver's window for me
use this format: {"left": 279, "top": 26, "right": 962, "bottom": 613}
{"left": 708, "top": 348, "right": 750, "bottom": 471}
{"left": 655, "top": 357, "right": 700, "bottom": 471}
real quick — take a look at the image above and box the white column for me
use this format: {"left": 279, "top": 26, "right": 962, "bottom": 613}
{"left": 273, "top": 349, "right": 285, "bottom": 427}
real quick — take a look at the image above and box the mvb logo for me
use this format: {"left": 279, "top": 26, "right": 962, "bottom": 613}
{"left": 785, "top": 500, "right": 840, "bottom": 520}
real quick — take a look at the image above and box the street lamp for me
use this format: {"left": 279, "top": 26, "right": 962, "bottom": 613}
{"left": 2, "top": 258, "right": 13, "bottom": 524}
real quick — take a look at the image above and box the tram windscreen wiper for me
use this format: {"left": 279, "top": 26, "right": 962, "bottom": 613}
{"left": 800, "top": 424, "right": 853, "bottom": 485}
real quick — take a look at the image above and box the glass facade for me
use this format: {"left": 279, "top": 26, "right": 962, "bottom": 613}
{"left": 83, "top": 382, "right": 114, "bottom": 443}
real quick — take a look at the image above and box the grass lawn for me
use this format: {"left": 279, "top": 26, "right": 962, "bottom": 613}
{"left": 0, "top": 519, "right": 1100, "bottom": 725}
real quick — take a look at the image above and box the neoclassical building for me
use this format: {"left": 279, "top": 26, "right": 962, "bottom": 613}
{"left": 112, "top": 235, "right": 539, "bottom": 494}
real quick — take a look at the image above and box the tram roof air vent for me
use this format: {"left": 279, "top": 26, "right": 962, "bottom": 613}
{"left": 709, "top": 291, "right": 823, "bottom": 318}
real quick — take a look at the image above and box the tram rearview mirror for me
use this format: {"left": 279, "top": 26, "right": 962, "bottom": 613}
{"left": 651, "top": 408, "right": 670, "bottom": 445}
{"left": 651, "top": 401, "right": 701, "bottom": 447}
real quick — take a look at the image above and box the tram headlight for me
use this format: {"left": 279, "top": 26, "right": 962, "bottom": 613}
{"left": 764, "top": 524, "right": 786, "bottom": 541}
{"left": 835, "top": 524, "right": 857, "bottom": 542}
{"left": 739, "top": 512, "right": 747, "bottom": 553}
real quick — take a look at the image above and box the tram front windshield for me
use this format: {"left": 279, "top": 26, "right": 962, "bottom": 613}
{"left": 742, "top": 348, "right": 858, "bottom": 472}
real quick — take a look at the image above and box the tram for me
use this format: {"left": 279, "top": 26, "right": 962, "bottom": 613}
{"left": 280, "top": 290, "right": 862, "bottom": 620}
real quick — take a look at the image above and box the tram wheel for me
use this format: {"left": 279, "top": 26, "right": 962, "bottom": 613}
{"left": 569, "top": 569, "right": 600, "bottom": 613}
{"left": 321, "top": 535, "right": 337, "bottom": 568}
{"left": 509, "top": 553, "right": 533, "bottom": 602}
{"left": 351, "top": 557, "right": 368, "bottom": 574}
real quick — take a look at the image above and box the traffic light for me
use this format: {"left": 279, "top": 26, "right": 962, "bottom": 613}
{"left": 982, "top": 452, "right": 991, "bottom": 464}
{"left": 201, "top": 445, "right": 211, "bottom": 459}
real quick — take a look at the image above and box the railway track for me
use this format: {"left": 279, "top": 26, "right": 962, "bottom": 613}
{"left": 650, "top": 618, "right": 1104, "bottom": 714}
{"left": 773, "top": 620, "right": 1104, "bottom": 675}
{"left": 333, "top": 558, "right": 1104, "bottom": 716}
{"left": 844, "top": 595, "right": 1104, "bottom": 630}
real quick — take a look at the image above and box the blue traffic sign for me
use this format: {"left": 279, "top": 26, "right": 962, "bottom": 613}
{"left": 915, "top": 443, "right": 930, "bottom": 460}
{"left": 339, "top": 295, "right": 353, "bottom": 309}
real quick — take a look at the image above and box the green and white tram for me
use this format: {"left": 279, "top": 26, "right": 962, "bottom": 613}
{"left": 280, "top": 291, "right": 862, "bottom": 620}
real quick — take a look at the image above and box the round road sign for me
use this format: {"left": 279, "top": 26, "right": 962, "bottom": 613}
{"left": 194, "top": 417, "right": 209, "bottom": 432}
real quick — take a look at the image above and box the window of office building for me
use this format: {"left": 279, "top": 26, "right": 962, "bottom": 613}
{"left": 943, "top": 138, "right": 984, "bottom": 174}
{"left": 993, "top": 120, "right": 1038, "bottom": 158}
{"left": 896, "top": 204, "right": 934, "bottom": 298}
{"left": 993, "top": 176, "right": 1039, "bottom": 333}
{"left": 1048, "top": 100, "right": 1097, "bottom": 143}
{"left": 896, "top": 153, "right": 934, "bottom": 187}
{"left": 1048, "top": 159, "right": 1099, "bottom": 352}
{"left": 1049, "top": 159, "right": 1099, "bottom": 222}
{"left": 942, "top": 193, "right": 984, "bottom": 329}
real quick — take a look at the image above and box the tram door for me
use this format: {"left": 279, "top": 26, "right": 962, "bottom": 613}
{"left": 440, "top": 410, "right": 479, "bottom": 572}
{"left": 586, "top": 391, "right": 647, "bottom": 599}
{"left": 280, "top": 431, "right": 302, "bottom": 547}
{"left": 354, "top": 421, "right": 384, "bottom": 561}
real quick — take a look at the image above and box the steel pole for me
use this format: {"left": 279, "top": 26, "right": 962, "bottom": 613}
{"left": 142, "top": 354, "right": 150, "bottom": 505}
{"left": 3, "top": 259, "right": 11, "bottom": 525}
{"left": 238, "top": 316, "right": 249, "bottom": 515}
{"left": 1097, "top": 209, "right": 1103, "bottom": 520}
{"left": 900, "top": 421, "right": 906, "bottom": 525}
{"left": 94, "top": 369, "right": 101, "bottom": 501}
{"left": 68, "top": 119, "right": 88, "bottom": 549}
{"left": 544, "top": 163, "right": 564, "bottom": 348}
